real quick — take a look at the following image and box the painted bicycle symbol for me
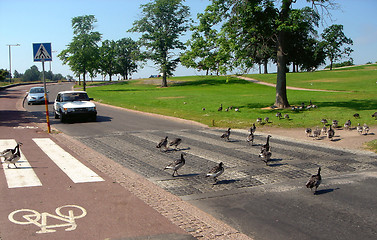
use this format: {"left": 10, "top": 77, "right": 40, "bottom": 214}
{"left": 8, "top": 205, "right": 87, "bottom": 234}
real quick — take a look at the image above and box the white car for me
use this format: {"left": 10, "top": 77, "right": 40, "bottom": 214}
{"left": 53, "top": 91, "right": 97, "bottom": 123}
{"left": 26, "top": 87, "right": 48, "bottom": 105}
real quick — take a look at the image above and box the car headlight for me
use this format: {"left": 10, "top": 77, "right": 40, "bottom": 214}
{"left": 63, "top": 108, "right": 74, "bottom": 112}
{"left": 88, "top": 107, "right": 96, "bottom": 111}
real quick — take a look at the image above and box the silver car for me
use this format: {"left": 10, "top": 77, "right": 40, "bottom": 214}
{"left": 26, "top": 87, "right": 48, "bottom": 105}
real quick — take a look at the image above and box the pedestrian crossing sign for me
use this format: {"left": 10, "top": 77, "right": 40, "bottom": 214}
{"left": 33, "top": 43, "right": 52, "bottom": 62}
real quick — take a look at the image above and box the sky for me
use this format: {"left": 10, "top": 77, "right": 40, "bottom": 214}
{"left": 0, "top": 0, "right": 376, "bottom": 80}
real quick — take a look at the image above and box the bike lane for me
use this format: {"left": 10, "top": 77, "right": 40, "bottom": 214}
{"left": 0, "top": 86, "right": 193, "bottom": 239}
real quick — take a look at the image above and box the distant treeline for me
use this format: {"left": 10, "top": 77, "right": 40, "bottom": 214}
{"left": 0, "top": 65, "right": 70, "bottom": 82}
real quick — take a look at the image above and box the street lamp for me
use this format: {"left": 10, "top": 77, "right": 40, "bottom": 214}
{"left": 49, "top": 50, "right": 57, "bottom": 72}
{"left": 7, "top": 44, "right": 20, "bottom": 83}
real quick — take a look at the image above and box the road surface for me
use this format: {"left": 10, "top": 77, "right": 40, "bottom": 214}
{"left": 6, "top": 82, "right": 377, "bottom": 240}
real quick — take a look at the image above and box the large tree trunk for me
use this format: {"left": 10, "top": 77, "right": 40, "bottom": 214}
{"left": 263, "top": 59, "right": 268, "bottom": 74}
{"left": 161, "top": 71, "right": 167, "bottom": 87}
{"left": 83, "top": 71, "right": 86, "bottom": 91}
{"left": 274, "top": 0, "right": 291, "bottom": 109}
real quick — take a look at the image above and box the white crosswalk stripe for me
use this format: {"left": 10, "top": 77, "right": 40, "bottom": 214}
{"left": 33, "top": 138, "right": 104, "bottom": 183}
{"left": 0, "top": 139, "right": 42, "bottom": 188}
{"left": 1, "top": 138, "right": 104, "bottom": 189}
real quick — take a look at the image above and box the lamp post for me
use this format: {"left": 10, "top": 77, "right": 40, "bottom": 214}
{"left": 49, "top": 50, "right": 57, "bottom": 72}
{"left": 7, "top": 44, "right": 20, "bottom": 83}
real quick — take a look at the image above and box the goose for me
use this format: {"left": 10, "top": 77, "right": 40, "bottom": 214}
{"left": 321, "top": 125, "right": 327, "bottom": 135}
{"left": 372, "top": 112, "right": 377, "bottom": 119}
{"left": 363, "top": 123, "right": 369, "bottom": 135}
{"left": 261, "top": 135, "right": 271, "bottom": 152}
{"left": 206, "top": 162, "right": 224, "bottom": 183}
{"left": 356, "top": 123, "right": 363, "bottom": 134}
{"left": 246, "top": 132, "right": 254, "bottom": 145}
{"left": 306, "top": 167, "right": 322, "bottom": 194}
{"left": 218, "top": 104, "right": 223, "bottom": 111}
{"left": 259, "top": 148, "right": 272, "bottom": 166}
{"left": 353, "top": 113, "right": 360, "bottom": 118}
{"left": 256, "top": 117, "right": 262, "bottom": 124}
{"left": 284, "top": 114, "right": 289, "bottom": 119}
{"left": 332, "top": 120, "right": 338, "bottom": 128}
{"left": 169, "top": 138, "right": 182, "bottom": 150}
{"left": 221, "top": 128, "right": 231, "bottom": 141}
{"left": 234, "top": 107, "right": 239, "bottom": 112}
{"left": 156, "top": 136, "right": 168, "bottom": 151}
{"left": 320, "top": 119, "right": 328, "bottom": 125}
{"left": 250, "top": 123, "right": 256, "bottom": 134}
{"left": 305, "top": 128, "right": 312, "bottom": 137}
{"left": 312, "top": 127, "right": 321, "bottom": 139}
{"left": 264, "top": 117, "right": 269, "bottom": 123}
{"left": 344, "top": 120, "right": 351, "bottom": 130}
{"left": 202, "top": 107, "right": 206, "bottom": 111}
{"left": 327, "top": 125, "right": 335, "bottom": 140}
{"left": 4, "top": 143, "right": 22, "bottom": 168}
{"left": 1, "top": 142, "right": 22, "bottom": 160}
{"left": 276, "top": 112, "right": 282, "bottom": 119}
{"left": 164, "top": 153, "right": 186, "bottom": 177}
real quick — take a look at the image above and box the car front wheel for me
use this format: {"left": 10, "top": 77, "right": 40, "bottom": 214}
{"left": 60, "top": 112, "right": 67, "bottom": 123}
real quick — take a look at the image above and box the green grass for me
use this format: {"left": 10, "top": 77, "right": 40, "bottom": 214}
{"left": 85, "top": 65, "right": 377, "bottom": 132}
{"left": 365, "top": 139, "right": 377, "bottom": 153}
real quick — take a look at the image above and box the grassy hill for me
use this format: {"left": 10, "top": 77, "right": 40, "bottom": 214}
{"left": 85, "top": 64, "right": 377, "bottom": 129}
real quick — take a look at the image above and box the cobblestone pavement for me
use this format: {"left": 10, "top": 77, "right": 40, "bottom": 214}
{"left": 77, "top": 128, "right": 377, "bottom": 200}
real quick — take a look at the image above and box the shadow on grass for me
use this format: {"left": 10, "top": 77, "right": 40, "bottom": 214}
{"left": 171, "top": 78, "right": 251, "bottom": 87}
{"left": 317, "top": 100, "right": 377, "bottom": 111}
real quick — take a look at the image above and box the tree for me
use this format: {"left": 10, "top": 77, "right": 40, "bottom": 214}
{"left": 13, "top": 70, "right": 22, "bottom": 79}
{"left": 58, "top": 15, "right": 101, "bottom": 90}
{"left": 321, "top": 24, "right": 353, "bottom": 70}
{"left": 199, "top": 0, "right": 335, "bottom": 108}
{"left": 129, "top": 0, "right": 191, "bottom": 87}
{"left": 115, "top": 38, "right": 141, "bottom": 80}
{"left": 98, "top": 40, "right": 117, "bottom": 81}
{"left": 0, "top": 69, "right": 9, "bottom": 81}
{"left": 23, "top": 65, "right": 40, "bottom": 82}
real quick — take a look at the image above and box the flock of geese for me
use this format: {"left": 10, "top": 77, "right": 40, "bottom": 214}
{"left": 305, "top": 116, "right": 371, "bottom": 141}
{"left": 157, "top": 110, "right": 376, "bottom": 192}
{"left": 156, "top": 124, "right": 323, "bottom": 193}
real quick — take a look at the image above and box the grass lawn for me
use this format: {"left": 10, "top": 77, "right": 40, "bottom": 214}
{"left": 84, "top": 64, "right": 377, "bottom": 131}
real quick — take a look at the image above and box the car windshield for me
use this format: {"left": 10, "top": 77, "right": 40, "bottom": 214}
{"left": 62, "top": 93, "right": 89, "bottom": 102}
{"left": 30, "top": 88, "right": 44, "bottom": 93}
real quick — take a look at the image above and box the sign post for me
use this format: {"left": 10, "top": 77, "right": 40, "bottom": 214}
{"left": 33, "top": 43, "right": 52, "bottom": 133}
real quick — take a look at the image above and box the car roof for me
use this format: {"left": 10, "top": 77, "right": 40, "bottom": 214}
{"left": 30, "top": 86, "right": 44, "bottom": 89}
{"left": 58, "top": 91, "right": 88, "bottom": 94}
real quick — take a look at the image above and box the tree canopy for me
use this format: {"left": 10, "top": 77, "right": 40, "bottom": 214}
{"left": 321, "top": 24, "right": 353, "bottom": 70}
{"left": 59, "top": 15, "right": 101, "bottom": 90}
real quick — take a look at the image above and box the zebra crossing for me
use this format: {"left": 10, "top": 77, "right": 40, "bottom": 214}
{"left": 0, "top": 138, "right": 104, "bottom": 189}
{"left": 77, "top": 128, "right": 377, "bottom": 198}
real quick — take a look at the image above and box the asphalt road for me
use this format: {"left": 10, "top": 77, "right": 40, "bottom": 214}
{"left": 24, "top": 82, "right": 377, "bottom": 240}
